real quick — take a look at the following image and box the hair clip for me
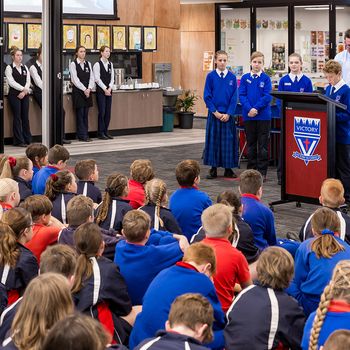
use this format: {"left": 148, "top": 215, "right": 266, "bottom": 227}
{"left": 50, "top": 173, "right": 58, "bottom": 182}
{"left": 8, "top": 157, "right": 17, "bottom": 168}
{"left": 321, "top": 229, "right": 334, "bottom": 236}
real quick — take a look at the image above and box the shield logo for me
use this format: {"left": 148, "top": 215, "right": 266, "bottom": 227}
{"left": 293, "top": 117, "right": 322, "bottom": 166}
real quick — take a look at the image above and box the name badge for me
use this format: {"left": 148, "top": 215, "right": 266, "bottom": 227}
{"left": 23, "top": 70, "right": 27, "bottom": 76}
{"left": 229, "top": 80, "right": 233, "bottom": 86}
{"left": 260, "top": 82, "right": 265, "bottom": 88}
{"left": 300, "top": 88, "right": 304, "bottom": 92}
{"left": 284, "top": 82, "right": 291, "bottom": 86}
{"left": 246, "top": 79, "right": 252, "bottom": 84}
{"left": 336, "top": 95, "right": 341, "bottom": 102}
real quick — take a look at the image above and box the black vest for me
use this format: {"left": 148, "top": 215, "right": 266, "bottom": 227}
{"left": 72, "top": 60, "right": 93, "bottom": 108}
{"left": 96, "top": 60, "right": 112, "bottom": 94}
{"left": 73, "top": 59, "right": 91, "bottom": 89}
{"left": 31, "top": 62, "right": 42, "bottom": 93}
{"left": 8, "top": 65, "right": 27, "bottom": 96}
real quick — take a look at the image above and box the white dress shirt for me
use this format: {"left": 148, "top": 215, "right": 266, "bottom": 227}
{"left": 216, "top": 68, "right": 228, "bottom": 78}
{"left": 288, "top": 72, "right": 304, "bottom": 82}
{"left": 5, "top": 63, "right": 31, "bottom": 92}
{"left": 29, "top": 60, "right": 43, "bottom": 90}
{"left": 69, "top": 58, "right": 95, "bottom": 92}
{"left": 334, "top": 50, "right": 350, "bottom": 87}
{"left": 93, "top": 59, "right": 114, "bottom": 90}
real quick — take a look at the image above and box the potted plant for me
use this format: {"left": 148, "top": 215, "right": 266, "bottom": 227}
{"left": 176, "top": 90, "right": 198, "bottom": 129}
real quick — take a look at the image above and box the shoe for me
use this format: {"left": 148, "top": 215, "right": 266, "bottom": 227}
{"left": 206, "top": 168, "right": 217, "bottom": 179}
{"left": 224, "top": 168, "right": 238, "bottom": 178}
{"left": 286, "top": 231, "right": 301, "bottom": 242}
{"left": 78, "top": 138, "right": 92, "bottom": 142}
{"left": 105, "top": 133, "right": 114, "bottom": 139}
{"left": 14, "top": 143, "right": 27, "bottom": 147}
{"left": 62, "top": 139, "right": 71, "bottom": 144}
{"left": 98, "top": 135, "right": 108, "bottom": 140}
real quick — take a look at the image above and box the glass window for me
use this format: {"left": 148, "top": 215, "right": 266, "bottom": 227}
{"left": 256, "top": 7, "right": 289, "bottom": 74}
{"left": 336, "top": 5, "right": 350, "bottom": 54}
{"left": 220, "top": 7, "right": 250, "bottom": 76}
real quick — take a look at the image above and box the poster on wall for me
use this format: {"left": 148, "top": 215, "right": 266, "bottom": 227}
{"left": 26, "top": 23, "right": 41, "bottom": 51}
{"left": 8, "top": 23, "right": 24, "bottom": 51}
{"left": 203, "top": 51, "right": 214, "bottom": 71}
{"left": 143, "top": 27, "right": 157, "bottom": 51}
{"left": 113, "top": 26, "right": 127, "bottom": 51}
{"left": 128, "top": 26, "right": 142, "bottom": 50}
{"left": 63, "top": 25, "right": 78, "bottom": 50}
{"left": 96, "top": 26, "right": 110, "bottom": 49}
{"left": 80, "top": 25, "right": 95, "bottom": 50}
{"left": 271, "top": 43, "right": 285, "bottom": 71}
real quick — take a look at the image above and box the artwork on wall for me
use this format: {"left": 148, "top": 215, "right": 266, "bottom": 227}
{"left": 113, "top": 26, "right": 127, "bottom": 51}
{"left": 96, "top": 25, "right": 111, "bottom": 49}
{"left": 63, "top": 24, "right": 78, "bottom": 50}
{"left": 80, "top": 25, "right": 95, "bottom": 50}
{"left": 26, "top": 23, "right": 42, "bottom": 51}
{"left": 128, "top": 26, "right": 142, "bottom": 50}
{"left": 271, "top": 43, "right": 285, "bottom": 71}
{"left": 8, "top": 23, "right": 24, "bottom": 51}
{"left": 143, "top": 26, "right": 157, "bottom": 51}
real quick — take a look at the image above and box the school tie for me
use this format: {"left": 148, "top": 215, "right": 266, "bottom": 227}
{"left": 253, "top": 74, "right": 258, "bottom": 79}
{"left": 294, "top": 76, "right": 298, "bottom": 83}
{"left": 331, "top": 86, "right": 335, "bottom": 95}
{"left": 220, "top": 72, "right": 224, "bottom": 79}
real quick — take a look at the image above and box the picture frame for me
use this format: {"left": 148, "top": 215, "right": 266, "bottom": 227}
{"left": 7, "top": 23, "right": 24, "bottom": 51}
{"left": 63, "top": 24, "right": 78, "bottom": 51}
{"left": 79, "top": 25, "right": 95, "bottom": 50}
{"left": 112, "top": 25, "right": 127, "bottom": 51}
{"left": 128, "top": 26, "right": 142, "bottom": 51}
{"left": 143, "top": 26, "right": 157, "bottom": 51}
{"left": 96, "top": 25, "right": 111, "bottom": 50}
{"left": 26, "top": 23, "right": 42, "bottom": 51}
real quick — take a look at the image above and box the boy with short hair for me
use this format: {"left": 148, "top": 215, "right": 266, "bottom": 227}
{"left": 114, "top": 210, "right": 187, "bottom": 305}
{"left": 32, "top": 144, "right": 70, "bottom": 195}
{"left": 239, "top": 51, "right": 272, "bottom": 179}
{"left": 240, "top": 169, "right": 277, "bottom": 249}
{"left": 323, "top": 330, "right": 350, "bottom": 350}
{"left": 169, "top": 160, "right": 212, "bottom": 241}
{"left": 323, "top": 60, "right": 350, "bottom": 203}
{"left": 74, "top": 159, "right": 102, "bottom": 204}
{"left": 135, "top": 293, "right": 214, "bottom": 350}
{"left": 201, "top": 204, "right": 252, "bottom": 312}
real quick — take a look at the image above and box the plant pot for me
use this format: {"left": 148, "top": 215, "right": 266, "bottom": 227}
{"left": 178, "top": 112, "right": 194, "bottom": 129}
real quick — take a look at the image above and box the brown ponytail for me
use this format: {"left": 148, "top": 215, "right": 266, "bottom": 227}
{"left": 217, "top": 190, "right": 241, "bottom": 215}
{"left": 0, "top": 223, "right": 20, "bottom": 267}
{"left": 1, "top": 207, "right": 32, "bottom": 238}
{"left": 44, "top": 170, "right": 74, "bottom": 201}
{"left": 0, "top": 156, "right": 31, "bottom": 179}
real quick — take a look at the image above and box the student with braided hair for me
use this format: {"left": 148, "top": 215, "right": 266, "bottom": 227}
{"left": 287, "top": 207, "right": 350, "bottom": 316}
{"left": 140, "top": 178, "right": 182, "bottom": 234}
{"left": 95, "top": 173, "right": 132, "bottom": 233}
{"left": 301, "top": 260, "right": 350, "bottom": 350}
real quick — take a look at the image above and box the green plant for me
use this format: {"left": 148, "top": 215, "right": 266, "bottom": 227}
{"left": 264, "top": 67, "right": 276, "bottom": 77}
{"left": 176, "top": 90, "right": 198, "bottom": 113}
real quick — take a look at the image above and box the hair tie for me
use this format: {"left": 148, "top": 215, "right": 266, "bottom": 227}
{"left": 105, "top": 188, "right": 111, "bottom": 194}
{"left": 321, "top": 229, "right": 334, "bottom": 236}
{"left": 8, "top": 157, "right": 16, "bottom": 168}
{"left": 50, "top": 173, "right": 58, "bottom": 182}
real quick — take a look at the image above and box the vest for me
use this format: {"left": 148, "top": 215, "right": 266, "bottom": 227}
{"left": 96, "top": 60, "right": 112, "bottom": 94}
{"left": 31, "top": 62, "right": 42, "bottom": 93}
{"left": 8, "top": 65, "right": 27, "bottom": 96}
{"left": 71, "top": 60, "right": 93, "bottom": 108}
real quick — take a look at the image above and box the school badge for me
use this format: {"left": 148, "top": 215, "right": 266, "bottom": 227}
{"left": 292, "top": 117, "right": 321, "bottom": 165}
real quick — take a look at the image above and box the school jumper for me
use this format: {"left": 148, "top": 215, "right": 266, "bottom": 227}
{"left": 129, "top": 262, "right": 226, "bottom": 350}
{"left": 134, "top": 331, "right": 209, "bottom": 350}
{"left": 301, "top": 300, "right": 350, "bottom": 350}
{"left": 299, "top": 207, "right": 350, "bottom": 244}
{"left": 13, "top": 176, "right": 32, "bottom": 202}
{"left": 73, "top": 256, "right": 132, "bottom": 344}
{"left": 287, "top": 237, "right": 350, "bottom": 316}
{"left": 0, "top": 244, "right": 38, "bottom": 306}
{"left": 241, "top": 194, "right": 277, "bottom": 250}
{"left": 124, "top": 179, "right": 146, "bottom": 209}
{"left": 0, "top": 298, "right": 21, "bottom": 343}
{"left": 169, "top": 187, "right": 212, "bottom": 241}
{"left": 239, "top": 71, "right": 272, "bottom": 175}
{"left": 29, "top": 60, "right": 42, "bottom": 108}
{"left": 225, "top": 283, "right": 305, "bottom": 350}
{"left": 32, "top": 165, "right": 59, "bottom": 195}
{"left": 139, "top": 204, "right": 182, "bottom": 234}
{"left": 69, "top": 58, "right": 94, "bottom": 141}
{"left": 93, "top": 59, "right": 114, "bottom": 138}
{"left": 325, "top": 80, "right": 350, "bottom": 202}
{"left": 4, "top": 63, "right": 31, "bottom": 146}
{"left": 32, "top": 165, "right": 40, "bottom": 177}
{"left": 203, "top": 69, "right": 238, "bottom": 169}
{"left": 114, "top": 237, "right": 183, "bottom": 305}
{"left": 77, "top": 180, "right": 102, "bottom": 204}
{"left": 51, "top": 192, "right": 75, "bottom": 225}
{"left": 0, "top": 283, "right": 7, "bottom": 316}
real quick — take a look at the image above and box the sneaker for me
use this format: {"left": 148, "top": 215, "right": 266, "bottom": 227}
{"left": 224, "top": 168, "right": 238, "bottom": 178}
{"left": 206, "top": 167, "right": 217, "bottom": 179}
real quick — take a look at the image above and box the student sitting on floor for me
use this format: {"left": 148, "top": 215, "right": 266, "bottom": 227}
{"left": 300, "top": 178, "right": 350, "bottom": 244}
{"left": 135, "top": 293, "right": 214, "bottom": 350}
{"left": 25, "top": 143, "right": 48, "bottom": 177}
{"left": 140, "top": 178, "right": 182, "bottom": 234}
{"left": 114, "top": 210, "right": 187, "bottom": 305}
{"left": 75, "top": 159, "right": 102, "bottom": 204}
{"left": 287, "top": 207, "right": 350, "bottom": 316}
{"left": 225, "top": 247, "right": 305, "bottom": 350}
{"left": 0, "top": 179, "right": 20, "bottom": 212}
{"left": 322, "top": 330, "right": 350, "bottom": 350}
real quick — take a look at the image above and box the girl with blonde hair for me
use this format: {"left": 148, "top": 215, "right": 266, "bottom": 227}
{"left": 0, "top": 178, "right": 20, "bottom": 211}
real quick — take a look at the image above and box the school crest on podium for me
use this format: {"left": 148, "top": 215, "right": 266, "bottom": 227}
{"left": 292, "top": 117, "right": 322, "bottom": 166}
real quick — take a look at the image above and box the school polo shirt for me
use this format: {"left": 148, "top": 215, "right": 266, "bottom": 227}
{"left": 123, "top": 179, "right": 145, "bottom": 209}
{"left": 202, "top": 237, "right": 251, "bottom": 312}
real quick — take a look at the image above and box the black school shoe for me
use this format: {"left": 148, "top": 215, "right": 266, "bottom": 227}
{"left": 78, "top": 138, "right": 93, "bottom": 142}
{"left": 98, "top": 135, "right": 109, "bottom": 140}
{"left": 62, "top": 139, "right": 71, "bottom": 144}
{"left": 105, "top": 133, "right": 114, "bottom": 139}
{"left": 224, "top": 168, "right": 238, "bottom": 178}
{"left": 206, "top": 167, "right": 217, "bottom": 179}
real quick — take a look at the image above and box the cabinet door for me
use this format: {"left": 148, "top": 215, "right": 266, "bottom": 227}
{"left": 142, "top": 91, "right": 162, "bottom": 127}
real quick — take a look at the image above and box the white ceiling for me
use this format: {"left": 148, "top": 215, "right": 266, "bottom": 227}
{"left": 180, "top": 0, "right": 242, "bottom": 4}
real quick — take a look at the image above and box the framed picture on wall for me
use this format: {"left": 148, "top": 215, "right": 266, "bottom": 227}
{"left": 143, "top": 26, "right": 157, "bottom": 51}
{"left": 63, "top": 24, "right": 78, "bottom": 51}
{"left": 7, "top": 23, "right": 24, "bottom": 51}
{"left": 96, "top": 25, "right": 111, "bottom": 49}
{"left": 26, "top": 23, "right": 42, "bottom": 51}
{"left": 112, "top": 26, "right": 127, "bottom": 51}
{"left": 128, "top": 26, "right": 142, "bottom": 51}
{"left": 80, "top": 25, "right": 95, "bottom": 50}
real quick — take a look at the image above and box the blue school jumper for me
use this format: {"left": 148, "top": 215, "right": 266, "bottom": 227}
{"left": 73, "top": 256, "right": 132, "bottom": 345}
{"left": 129, "top": 262, "right": 226, "bottom": 350}
{"left": 169, "top": 187, "right": 212, "bottom": 241}
{"left": 241, "top": 194, "right": 277, "bottom": 250}
{"left": 13, "top": 176, "right": 32, "bottom": 202}
{"left": 32, "top": 165, "right": 59, "bottom": 195}
{"left": 0, "top": 297, "right": 21, "bottom": 343}
{"left": 114, "top": 238, "right": 183, "bottom": 305}
{"left": 32, "top": 165, "right": 40, "bottom": 177}
{"left": 77, "top": 180, "right": 102, "bottom": 204}
{"left": 287, "top": 237, "right": 350, "bottom": 316}
{"left": 225, "top": 284, "right": 305, "bottom": 350}
{"left": 203, "top": 70, "right": 238, "bottom": 168}
{"left": 51, "top": 192, "right": 75, "bottom": 225}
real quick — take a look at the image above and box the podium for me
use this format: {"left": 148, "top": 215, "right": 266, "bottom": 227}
{"left": 270, "top": 91, "right": 346, "bottom": 208}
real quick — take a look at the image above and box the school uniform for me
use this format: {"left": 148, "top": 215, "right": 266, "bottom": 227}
{"left": 32, "top": 165, "right": 59, "bottom": 195}
{"left": 139, "top": 204, "right": 182, "bottom": 234}
{"left": 4, "top": 63, "right": 31, "bottom": 146}
{"left": 124, "top": 179, "right": 146, "bottom": 209}
{"left": 32, "top": 165, "right": 40, "bottom": 177}
{"left": 325, "top": 80, "right": 350, "bottom": 202}
{"left": 114, "top": 238, "right": 183, "bottom": 305}
{"left": 129, "top": 262, "right": 226, "bottom": 350}
{"left": 241, "top": 193, "right": 277, "bottom": 250}
{"left": 134, "top": 331, "right": 209, "bottom": 350}
{"left": 51, "top": 192, "right": 75, "bottom": 224}
{"left": 203, "top": 69, "right": 238, "bottom": 169}
{"left": 73, "top": 256, "right": 132, "bottom": 344}
{"left": 239, "top": 71, "right": 272, "bottom": 175}
{"left": 0, "top": 283, "right": 7, "bottom": 317}
{"left": 77, "top": 180, "right": 102, "bottom": 204}
{"left": 0, "top": 338, "right": 18, "bottom": 349}
{"left": 69, "top": 58, "right": 94, "bottom": 141}
{"left": 96, "top": 197, "right": 132, "bottom": 232}
{"left": 301, "top": 300, "right": 350, "bottom": 350}
{"left": 0, "top": 298, "right": 21, "bottom": 343}
{"left": 335, "top": 49, "right": 350, "bottom": 86}
{"left": 13, "top": 176, "right": 32, "bottom": 202}
{"left": 93, "top": 59, "right": 114, "bottom": 138}
{"left": 169, "top": 187, "right": 212, "bottom": 241}
{"left": 225, "top": 283, "right": 305, "bottom": 350}
{"left": 287, "top": 236, "right": 350, "bottom": 316}
{"left": 0, "top": 244, "right": 38, "bottom": 306}
{"left": 29, "top": 60, "right": 42, "bottom": 108}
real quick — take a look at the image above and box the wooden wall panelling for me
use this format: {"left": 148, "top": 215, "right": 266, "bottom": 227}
{"left": 154, "top": 0, "right": 180, "bottom": 29}
{"left": 180, "top": 4, "right": 215, "bottom": 32}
